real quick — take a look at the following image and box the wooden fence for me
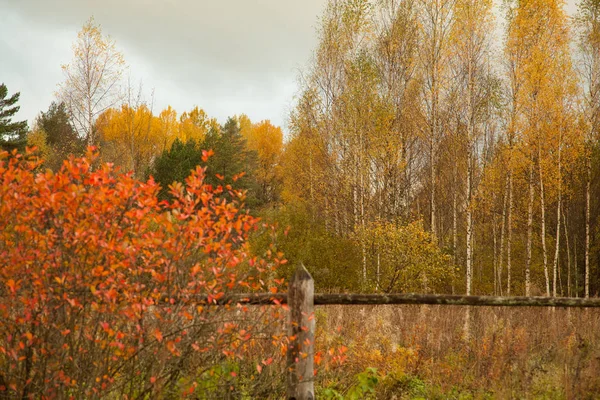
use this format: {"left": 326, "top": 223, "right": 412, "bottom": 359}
{"left": 265, "top": 264, "right": 600, "bottom": 400}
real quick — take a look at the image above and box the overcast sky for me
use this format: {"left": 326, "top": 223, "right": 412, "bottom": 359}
{"left": 0, "top": 0, "right": 578, "bottom": 132}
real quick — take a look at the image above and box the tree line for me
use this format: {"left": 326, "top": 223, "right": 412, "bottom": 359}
{"left": 283, "top": 0, "right": 600, "bottom": 297}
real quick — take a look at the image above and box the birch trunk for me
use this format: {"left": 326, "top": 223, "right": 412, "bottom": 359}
{"left": 431, "top": 135, "right": 437, "bottom": 238}
{"left": 507, "top": 171, "right": 513, "bottom": 296}
{"left": 498, "top": 175, "right": 509, "bottom": 296}
{"left": 376, "top": 250, "right": 381, "bottom": 292}
{"left": 585, "top": 153, "right": 591, "bottom": 299}
{"left": 539, "top": 146, "right": 550, "bottom": 296}
{"left": 493, "top": 210, "right": 498, "bottom": 295}
{"left": 466, "top": 148, "right": 473, "bottom": 296}
{"left": 453, "top": 172, "right": 458, "bottom": 267}
{"left": 563, "top": 209, "right": 571, "bottom": 297}
{"left": 552, "top": 140, "right": 562, "bottom": 297}
{"left": 526, "top": 163, "right": 534, "bottom": 296}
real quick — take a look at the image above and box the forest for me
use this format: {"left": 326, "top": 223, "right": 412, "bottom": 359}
{"left": 1, "top": 0, "right": 600, "bottom": 398}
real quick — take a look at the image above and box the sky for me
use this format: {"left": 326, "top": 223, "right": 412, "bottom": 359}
{"left": 0, "top": 0, "right": 579, "bottom": 133}
{"left": 0, "top": 0, "right": 327, "bottom": 131}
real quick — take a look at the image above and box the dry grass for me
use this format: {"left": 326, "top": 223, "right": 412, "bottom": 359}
{"left": 314, "top": 305, "right": 600, "bottom": 399}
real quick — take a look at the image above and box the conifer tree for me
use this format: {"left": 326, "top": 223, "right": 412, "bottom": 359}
{"left": 0, "top": 83, "right": 28, "bottom": 152}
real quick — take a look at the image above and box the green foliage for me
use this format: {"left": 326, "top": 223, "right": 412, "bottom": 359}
{"left": 321, "top": 367, "right": 379, "bottom": 400}
{"left": 149, "top": 117, "right": 261, "bottom": 207}
{"left": 202, "top": 117, "right": 260, "bottom": 208}
{"left": 150, "top": 137, "right": 204, "bottom": 200}
{"left": 354, "top": 220, "right": 457, "bottom": 293}
{"left": 252, "top": 202, "right": 363, "bottom": 291}
{"left": 0, "top": 83, "right": 28, "bottom": 152}
{"left": 253, "top": 205, "right": 456, "bottom": 293}
{"left": 29, "top": 101, "right": 84, "bottom": 170}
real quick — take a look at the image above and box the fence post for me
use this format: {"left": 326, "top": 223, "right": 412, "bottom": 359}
{"left": 286, "top": 263, "right": 315, "bottom": 400}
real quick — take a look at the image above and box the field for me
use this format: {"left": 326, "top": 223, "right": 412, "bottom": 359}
{"left": 311, "top": 305, "right": 600, "bottom": 399}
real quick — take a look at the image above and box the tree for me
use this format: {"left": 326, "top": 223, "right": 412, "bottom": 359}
{"left": 58, "top": 17, "right": 126, "bottom": 146}
{"left": 0, "top": 83, "right": 28, "bottom": 152}
{"left": 449, "top": 0, "right": 496, "bottom": 295}
{"left": 96, "top": 104, "right": 158, "bottom": 177}
{"left": 505, "top": 0, "right": 577, "bottom": 296}
{"left": 179, "top": 106, "right": 218, "bottom": 143}
{"left": 150, "top": 137, "right": 205, "bottom": 200}
{"left": 28, "top": 101, "right": 83, "bottom": 170}
{"left": 576, "top": 0, "right": 600, "bottom": 299}
{"left": 418, "top": 0, "right": 456, "bottom": 238}
{"left": 150, "top": 117, "right": 260, "bottom": 206}
{"left": 240, "top": 116, "right": 284, "bottom": 205}
{"left": 203, "top": 117, "right": 260, "bottom": 207}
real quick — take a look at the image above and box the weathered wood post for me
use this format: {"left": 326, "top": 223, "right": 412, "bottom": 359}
{"left": 286, "top": 263, "right": 315, "bottom": 400}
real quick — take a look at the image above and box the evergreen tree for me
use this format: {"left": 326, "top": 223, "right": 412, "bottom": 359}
{"left": 149, "top": 117, "right": 260, "bottom": 208}
{"left": 203, "top": 117, "right": 260, "bottom": 208}
{"left": 34, "top": 101, "right": 84, "bottom": 169}
{"left": 150, "top": 138, "right": 204, "bottom": 200}
{"left": 0, "top": 83, "right": 28, "bottom": 152}
{"left": 202, "top": 117, "right": 261, "bottom": 209}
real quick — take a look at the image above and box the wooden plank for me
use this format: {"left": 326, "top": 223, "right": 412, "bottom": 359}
{"left": 286, "top": 264, "right": 315, "bottom": 400}
{"left": 181, "top": 293, "right": 600, "bottom": 308}
{"left": 313, "top": 293, "right": 600, "bottom": 307}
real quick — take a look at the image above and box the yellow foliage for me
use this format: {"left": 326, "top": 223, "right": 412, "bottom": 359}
{"left": 239, "top": 115, "right": 284, "bottom": 203}
{"left": 178, "top": 106, "right": 218, "bottom": 142}
{"left": 27, "top": 129, "right": 55, "bottom": 167}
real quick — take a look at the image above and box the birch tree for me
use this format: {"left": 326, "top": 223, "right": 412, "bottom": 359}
{"left": 450, "top": 0, "right": 495, "bottom": 295}
{"left": 418, "top": 0, "right": 456, "bottom": 238}
{"left": 58, "top": 17, "right": 126, "bottom": 146}
{"left": 576, "top": 0, "right": 600, "bottom": 299}
{"left": 505, "top": 0, "right": 575, "bottom": 296}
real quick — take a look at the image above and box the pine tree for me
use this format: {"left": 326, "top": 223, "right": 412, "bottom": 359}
{"left": 203, "top": 117, "right": 259, "bottom": 207}
{"left": 150, "top": 138, "right": 204, "bottom": 200}
{"left": 0, "top": 83, "right": 28, "bottom": 152}
{"left": 34, "top": 102, "right": 84, "bottom": 169}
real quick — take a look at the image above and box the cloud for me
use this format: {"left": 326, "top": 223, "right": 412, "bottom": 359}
{"left": 0, "top": 0, "right": 579, "bottom": 130}
{"left": 1, "top": 0, "right": 326, "bottom": 129}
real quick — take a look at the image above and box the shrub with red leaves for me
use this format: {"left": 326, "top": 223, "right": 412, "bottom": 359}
{"left": 0, "top": 148, "right": 285, "bottom": 398}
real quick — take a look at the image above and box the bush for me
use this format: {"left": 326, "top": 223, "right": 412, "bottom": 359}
{"left": 0, "top": 148, "right": 285, "bottom": 398}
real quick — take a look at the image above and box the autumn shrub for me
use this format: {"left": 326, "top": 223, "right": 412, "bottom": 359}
{"left": 0, "top": 148, "right": 286, "bottom": 399}
{"left": 353, "top": 220, "right": 457, "bottom": 293}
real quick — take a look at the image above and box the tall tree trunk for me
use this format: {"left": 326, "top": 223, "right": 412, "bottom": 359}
{"left": 539, "top": 146, "right": 550, "bottom": 296}
{"left": 498, "top": 175, "right": 509, "bottom": 296}
{"left": 575, "top": 235, "right": 579, "bottom": 297}
{"left": 466, "top": 147, "right": 473, "bottom": 296}
{"left": 376, "top": 250, "right": 381, "bottom": 292}
{"left": 431, "top": 135, "right": 437, "bottom": 238}
{"left": 360, "top": 136, "right": 367, "bottom": 286}
{"left": 493, "top": 208, "right": 498, "bottom": 296}
{"left": 507, "top": 171, "right": 513, "bottom": 296}
{"left": 563, "top": 207, "right": 571, "bottom": 297}
{"left": 453, "top": 168, "right": 458, "bottom": 267}
{"left": 526, "top": 162, "right": 534, "bottom": 296}
{"left": 585, "top": 152, "right": 591, "bottom": 299}
{"left": 552, "top": 140, "right": 562, "bottom": 297}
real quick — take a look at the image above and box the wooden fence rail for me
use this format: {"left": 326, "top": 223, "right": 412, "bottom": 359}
{"left": 278, "top": 263, "right": 600, "bottom": 400}
{"left": 198, "top": 292, "right": 600, "bottom": 308}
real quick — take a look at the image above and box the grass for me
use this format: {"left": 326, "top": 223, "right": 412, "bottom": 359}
{"left": 313, "top": 305, "right": 600, "bottom": 399}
